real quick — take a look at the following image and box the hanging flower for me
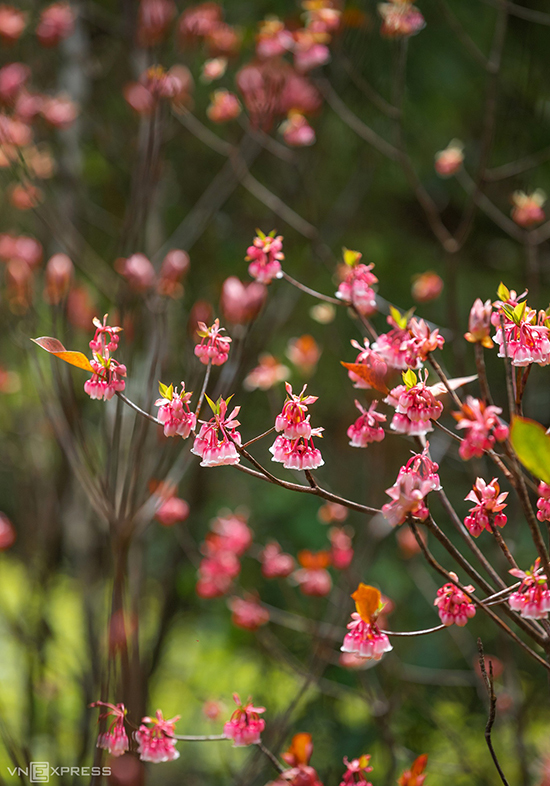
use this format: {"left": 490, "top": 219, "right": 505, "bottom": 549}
{"left": 347, "top": 400, "right": 386, "bottom": 447}
{"left": 382, "top": 444, "right": 440, "bottom": 527}
{"left": 385, "top": 369, "right": 443, "bottom": 436}
{"left": 246, "top": 230, "right": 284, "bottom": 284}
{"left": 341, "top": 583, "right": 392, "bottom": 661}
{"left": 434, "top": 140, "right": 463, "bottom": 177}
{"left": 492, "top": 298, "right": 550, "bottom": 367}
{"left": 278, "top": 733, "right": 323, "bottom": 786}
{"left": 194, "top": 318, "right": 231, "bottom": 366}
{"left": 452, "top": 396, "right": 508, "bottom": 460}
{"left": 155, "top": 381, "right": 196, "bottom": 437}
{"left": 84, "top": 315, "right": 126, "bottom": 401}
{"left": 464, "top": 478, "right": 508, "bottom": 537}
{"left": 223, "top": 694, "right": 265, "bottom": 746}
{"left": 397, "top": 754, "right": 428, "bottom": 786}
{"left": 228, "top": 596, "right": 270, "bottom": 630}
{"left": 340, "top": 754, "right": 373, "bottom": 786}
{"left": 294, "top": 549, "right": 332, "bottom": 596}
{"left": 511, "top": 189, "right": 546, "bottom": 227}
{"left": 464, "top": 298, "right": 493, "bottom": 347}
{"left": 509, "top": 560, "right": 550, "bottom": 619}
{"left": 536, "top": 482, "right": 550, "bottom": 522}
{"left": 192, "top": 396, "right": 242, "bottom": 467}
{"left": 404, "top": 318, "right": 444, "bottom": 366}
{"left": 261, "top": 541, "right": 295, "bottom": 578}
{"left": 90, "top": 702, "right": 129, "bottom": 758}
{"left": 336, "top": 248, "right": 378, "bottom": 317}
{"left": 134, "top": 710, "right": 180, "bottom": 762}
{"left": 434, "top": 573, "right": 476, "bottom": 626}
{"left": 378, "top": 0, "right": 425, "bottom": 38}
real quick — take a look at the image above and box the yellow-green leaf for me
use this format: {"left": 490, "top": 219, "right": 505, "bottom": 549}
{"left": 497, "top": 281, "right": 510, "bottom": 301}
{"left": 31, "top": 337, "right": 94, "bottom": 373}
{"left": 402, "top": 368, "right": 417, "bottom": 390}
{"left": 510, "top": 416, "right": 550, "bottom": 484}
{"left": 342, "top": 247, "right": 362, "bottom": 267}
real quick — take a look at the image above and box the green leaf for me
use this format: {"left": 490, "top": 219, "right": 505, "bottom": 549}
{"left": 510, "top": 416, "right": 550, "bottom": 484}
{"left": 255, "top": 227, "right": 266, "bottom": 240}
{"left": 205, "top": 394, "right": 218, "bottom": 415}
{"left": 402, "top": 369, "right": 417, "bottom": 389}
{"left": 497, "top": 281, "right": 510, "bottom": 301}
{"left": 158, "top": 381, "right": 173, "bottom": 400}
{"left": 513, "top": 301, "right": 526, "bottom": 323}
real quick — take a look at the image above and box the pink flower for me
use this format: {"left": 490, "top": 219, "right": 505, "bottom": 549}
{"left": 115, "top": 253, "right": 156, "bottom": 292}
{"left": 511, "top": 189, "right": 546, "bottom": 227}
{"left": 255, "top": 17, "right": 293, "bottom": 58}
{"left": 36, "top": 2, "right": 75, "bottom": 46}
{"left": 294, "top": 550, "right": 332, "bottom": 596}
{"left": 223, "top": 694, "right": 265, "bottom": 747}
{"left": 464, "top": 478, "right": 508, "bottom": 537}
{"left": 277, "top": 733, "right": 323, "bottom": 786}
{"left": 385, "top": 370, "right": 443, "bottom": 436}
{"left": 201, "top": 57, "right": 228, "bottom": 82}
{"left": 382, "top": 444, "right": 441, "bottom": 527}
{"left": 191, "top": 396, "right": 242, "bottom": 467}
{"left": 211, "top": 511, "right": 252, "bottom": 556}
{"left": 84, "top": 315, "right": 126, "bottom": 401}
{"left": 0, "top": 6, "right": 27, "bottom": 44}
{"left": 246, "top": 230, "right": 284, "bottom": 284}
{"left": 434, "top": 140, "right": 464, "bottom": 177}
{"left": 137, "top": 0, "right": 176, "bottom": 46}
{"left": 0, "top": 62, "right": 29, "bottom": 102}
{"left": 340, "top": 754, "right": 373, "bottom": 786}
{"left": 492, "top": 302, "right": 550, "bottom": 367}
{"left": 220, "top": 276, "right": 267, "bottom": 324}
{"left": 196, "top": 550, "right": 239, "bottom": 598}
{"left": 303, "top": 4, "right": 341, "bottom": 33}
{"left": 157, "top": 249, "right": 190, "bottom": 297}
{"left": 411, "top": 272, "right": 443, "bottom": 303}
{"left": 347, "top": 400, "right": 386, "bottom": 447}
{"left": 344, "top": 339, "right": 388, "bottom": 391}
{"left": 90, "top": 702, "right": 129, "bottom": 758}
{"left": 378, "top": 0, "right": 425, "bottom": 37}
{"left": 536, "top": 482, "right": 550, "bottom": 522}
{"left": 330, "top": 527, "right": 354, "bottom": 570}
{"left": 293, "top": 36, "right": 331, "bottom": 73}
{"left": 434, "top": 573, "right": 476, "bottom": 626}
{"left": 155, "top": 495, "right": 190, "bottom": 527}
{"left": 244, "top": 354, "right": 289, "bottom": 391}
{"left": 275, "top": 382, "right": 317, "bottom": 439}
{"left": 178, "top": 2, "right": 222, "bottom": 41}
{"left": 452, "top": 396, "right": 509, "bottom": 460}
{"left": 509, "top": 560, "right": 550, "bottom": 619}
{"left": 280, "top": 112, "right": 316, "bottom": 147}
{"left": 336, "top": 252, "right": 378, "bottom": 316}
{"left": 134, "top": 710, "right": 180, "bottom": 763}
{"left": 207, "top": 89, "right": 241, "bottom": 122}
{"left": 286, "top": 334, "right": 321, "bottom": 374}
{"left": 271, "top": 381, "right": 325, "bottom": 468}
{"left": 404, "top": 318, "right": 445, "bottom": 366}
{"left": 155, "top": 382, "right": 196, "bottom": 438}
{"left": 0, "top": 513, "right": 16, "bottom": 550}
{"left": 203, "top": 700, "right": 223, "bottom": 721}
{"left": 341, "top": 583, "right": 392, "bottom": 661}
{"left": 44, "top": 253, "right": 73, "bottom": 305}
{"left": 464, "top": 298, "right": 493, "bottom": 347}
{"left": 261, "top": 541, "right": 295, "bottom": 578}
{"left": 41, "top": 94, "right": 78, "bottom": 128}
{"left": 228, "top": 596, "right": 270, "bottom": 630}
{"left": 194, "top": 318, "right": 231, "bottom": 366}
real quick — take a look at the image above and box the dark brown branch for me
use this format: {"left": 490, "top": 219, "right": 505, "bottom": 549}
{"left": 477, "top": 639, "right": 511, "bottom": 786}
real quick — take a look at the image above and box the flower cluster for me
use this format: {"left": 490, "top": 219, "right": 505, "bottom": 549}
{"left": 492, "top": 298, "right": 550, "bottom": 367}
{"left": 464, "top": 478, "right": 508, "bottom": 537}
{"left": 336, "top": 249, "right": 378, "bottom": 317}
{"left": 261, "top": 541, "right": 295, "bottom": 578}
{"left": 274, "top": 733, "right": 323, "bottom": 786}
{"left": 84, "top": 316, "right": 127, "bottom": 401}
{"left": 341, "top": 583, "right": 393, "bottom": 662}
{"left": 90, "top": 702, "right": 129, "bottom": 758}
{"left": 382, "top": 444, "right": 441, "bottom": 527}
{"left": 378, "top": 0, "right": 426, "bottom": 38}
{"left": 434, "top": 574, "right": 476, "bottom": 626}
{"left": 397, "top": 754, "right": 428, "bottom": 786}
{"left": 452, "top": 397, "right": 508, "bottom": 459}
{"left": 511, "top": 189, "right": 546, "bottom": 227}
{"left": 372, "top": 308, "right": 414, "bottom": 370}
{"left": 294, "top": 549, "right": 332, "bottom": 596}
{"left": 536, "top": 482, "right": 550, "bottom": 522}
{"left": 155, "top": 382, "right": 196, "bottom": 437}
{"left": 192, "top": 396, "right": 241, "bottom": 467}
{"left": 509, "top": 560, "right": 550, "bottom": 619}
{"left": 196, "top": 510, "right": 252, "bottom": 598}
{"left": 385, "top": 369, "right": 443, "bottom": 436}
{"left": 404, "top": 317, "right": 445, "bottom": 366}
{"left": 347, "top": 400, "right": 386, "bottom": 447}
{"left": 340, "top": 754, "right": 373, "bottom": 786}
{"left": 228, "top": 596, "right": 270, "bottom": 630}
{"left": 194, "top": 318, "right": 232, "bottom": 366}
{"left": 124, "top": 64, "right": 193, "bottom": 114}
{"left": 271, "top": 383, "right": 324, "bottom": 470}
{"left": 223, "top": 694, "right": 265, "bottom": 746}
{"left": 246, "top": 230, "right": 284, "bottom": 284}
{"left": 134, "top": 710, "right": 180, "bottom": 763}
{"left": 464, "top": 298, "right": 493, "bottom": 347}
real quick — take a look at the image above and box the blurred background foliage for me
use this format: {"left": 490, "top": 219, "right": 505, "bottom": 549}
{"left": 2, "top": 0, "right": 550, "bottom": 783}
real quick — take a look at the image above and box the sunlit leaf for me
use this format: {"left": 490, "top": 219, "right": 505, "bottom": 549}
{"left": 342, "top": 247, "right": 362, "bottom": 267}
{"left": 341, "top": 359, "right": 388, "bottom": 394}
{"left": 497, "top": 281, "right": 510, "bottom": 302}
{"left": 351, "top": 583, "right": 381, "bottom": 623}
{"left": 510, "top": 416, "right": 550, "bottom": 484}
{"left": 402, "top": 368, "right": 417, "bottom": 389}
{"left": 284, "top": 733, "right": 313, "bottom": 767}
{"left": 31, "top": 337, "right": 94, "bottom": 373}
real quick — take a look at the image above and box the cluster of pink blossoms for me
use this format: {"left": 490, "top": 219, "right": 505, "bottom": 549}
{"left": 192, "top": 396, "right": 242, "bottom": 467}
{"left": 294, "top": 549, "right": 333, "bottom": 596}
{"left": 452, "top": 396, "right": 508, "bottom": 460}
{"left": 196, "top": 511, "right": 252, "bottom": 598}
{"left": 464, "top": 478, "right": 508, "bottom": 537}
{"left": 536, "top": 482, "right": 550, "bottom": 522}
{"left": 340, "top": 754, "right": 373, "bottom": 786}
{"left": 261, "top": 541, "right": 295, "bottom": 578}
{"left": 404, "top": 318, "right": 445, "bottom": 366}
{"left": 228, "top": 595, "right": 270, "bottom": 631}
{"left": 91, "top": 702, "right": 129, "bottom": 758}
{"left": 155, "top": 382, "right": 196, "bottom": 437}
{"left": 336, "top": 250, "right": 378, "bottom": 317}
{"left": 372, "top": 311, "right": 415, "bottom": 370}
{"left": 492, "top": 292, "right": 550, "bottom": 366}
{"left": 194, "top": 318, "right": 232, "bottom": 366}
{"left": 378, "top": 0, "right": 425, "bottom": 38}
{"left": 271, "top": 383, "right": 324, "bottom": 470}
{"left": 382, "top": 445, "right": 441, "bottom": 527}
{"left": 385, "top": 370, "right": 443, "bottom": 436}
{"left": 434, "top": 574, "right": 476, "bottom": 626}
{"left": 84, "top": 316, "right": 127, "bottom": 401}
{"left": 341, "top": 584, "right": 392, "bottom": 662}
{"left": 134, "top": 710, "right": 180, "bottom": 763}
{"left": 223, "top": 694, "right": 265, "bottom": 746}
{"left": 246, "top": 230, "right": 284, "bottom": 284}
{"left": 347, "top": 400, "right": 386, "bottom": 447}
{"left": 269, "top": 732, "right": 322, "bottom": 786}
{"left": 509, "top": 560, "right": 550, "bottom": 619}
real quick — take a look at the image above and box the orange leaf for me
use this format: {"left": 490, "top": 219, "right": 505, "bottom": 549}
{"left": 341, "top": 359, "right": 388, "bottom": 394}
{"left": 283, "top": 733, "right": 313, "bottom": 766}
{"left": 351, "top": 583, "right": 381, "bottom": 623}
{"left": 297, "top": 549, "right": 331, "bottom": 570}
{"left": 32, "top": 337, "right": 94, "bottom": 373}
{"left": 411, "top": 754, "right": 428, "bottom": 776}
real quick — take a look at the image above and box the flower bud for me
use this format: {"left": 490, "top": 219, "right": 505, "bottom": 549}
{"left": 0, "top": 512, "right": 15, "bottom": 550}
{"left": 115, "top": 253, "right": 156, "bottom": 292}
{"left": 220, "top": 276, "right": 267, "bottom": 324}
{"left": 464, "top": 298, "right": 492, "bottom": 347}
{"left": 0, "top": 61, "right": 29, "bottom": 102}
{"left": 411, "top": 271, "right": 443, "bottom": 303}
{"left": 36, "top": 2, "right": 75, "bottom": 47}
{"left": 0, "top": 6, "right": 27, "bottom": 45}
{"left": 435, "top": 139, "right": 464, "bottom": 177}
{"left": 511, "top": 189, "right": 546, "bottom": 227}
{"left": 44, "top": 253, "right": 73, "bottom": 305}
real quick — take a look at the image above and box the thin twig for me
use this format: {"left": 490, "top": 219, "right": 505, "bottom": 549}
{"left": 477, "top": 639, "right": 511, "bottom": 786}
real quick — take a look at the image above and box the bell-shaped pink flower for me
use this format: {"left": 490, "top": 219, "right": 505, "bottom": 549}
{"left": 155, "top": 382, "right": 196, "bottom": 437}
{"left": 404, "top": 318, "right": 444, "bottom": 366}
{"left": 492, "top": 301, "right": 550, "bottom": 367}
{"left": 228, "top": 596, "right": 269, "bottom": 630}
{"left": 347, "top": 400, "right": 386, "bottom": 447}
{"left": 382, "top": 444, "right": 440, "bottom": 527}
{"left": 255, "top": 17, "right": 293, "bottom": 58}
{"left": 261, "top": 541, "right": 295, "bottom": 578}
{"left": 385, "top": 370, "right": 443, "bottom": 436}
{"left": 464, "top": 478, "right": 508, "bottom": 537}
{"left": 434, "top": 573, "right": 476, "bottom": 626}
{"left": 340, "top": 754, "right": 373, "bottom": 786}
{"left": 341, "top": 583, "right": 392, "bottom": 661}
{"left": 280, "top": 111, "right": 316, "bottom": 147}
{"left": 116, "top": 252, "right": 156, "bottom": 292}
{"left": 372, "top": 312, "right": 413, "bottom": 370}
{"left": 509, "top": 560, "right": 550, "bottom": 619}
{"left": 220, "top": 276, "right": 267, "bottom": 324}
{"left": 194, "top": 318, "right": 231, "bottom": 366}
{"left": 244, "top": 353, "right": 289, "bottom": 391}
{"left": 154, "top": 493, "right": 190, "bottom": 527}
{"left": 452, "top": 396, "right": 508, "bottom": 460}
{"left": 336, "top": 253, "right": 378, "bottom": 316}
{"left": 192, "top": 396, "right": 242, "bottom": 467}
{"left": 84, "top": 315, "right": 126, "bottom": 401}
{"left": 330, "top": 527, "right": 354, "bottom": 570}
{"left": 223, "top": 694, "right": 265, "bottom": 747}
{"left": 90, "top": 702, "right": 129, "bottom": 758}
{"left": 246, "top": 230, "right": 284, "bottom": 284}
{"left": 134, "top": 710, "right": 180, "bottom": 762}
{"left": 536, "top": 482, "right": 550, "bottom": 522}
{"left": 464, "top": 298, "right": 493, "bottom": 347}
